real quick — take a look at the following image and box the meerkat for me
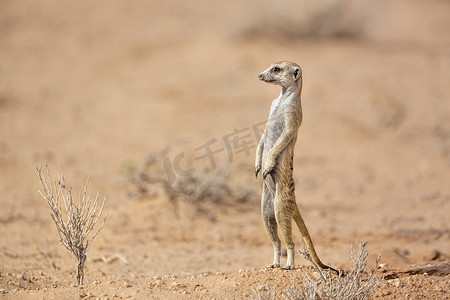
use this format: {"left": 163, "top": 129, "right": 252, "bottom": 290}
{"left": 255, "top": 61, "right": 338, "bottom": 273}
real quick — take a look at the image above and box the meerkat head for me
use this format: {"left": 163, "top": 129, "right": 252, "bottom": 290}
{"left": 258, "top": 61, "right": 302, "bottom": 88}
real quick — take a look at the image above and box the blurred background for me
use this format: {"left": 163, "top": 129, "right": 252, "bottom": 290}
{"left": 0, "top": 0, "right": 449, "bottom": 287}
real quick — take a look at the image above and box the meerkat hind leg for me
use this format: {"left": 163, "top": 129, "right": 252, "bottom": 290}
{"left": 262, "top": 186, "right": 281, "bottom": 268}
{"left": 265, "top": 217, "right": 281, "bottom": 269}
{"left": 275, "top": 189, "right": 296, "bottom": 270}
{"left": 278, "top": 217, "right": 295, "bottom": 270}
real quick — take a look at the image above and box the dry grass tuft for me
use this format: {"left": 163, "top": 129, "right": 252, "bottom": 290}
{"left": 253, "top": 240, "right": 383, "bottom": 300}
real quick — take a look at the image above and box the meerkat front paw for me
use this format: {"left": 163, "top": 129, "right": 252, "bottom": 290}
{"left": 255, "top": 165, "right": 261, "bottom": 178}
{"left": 263, "top": 160, "right": 276, "bottom": 179}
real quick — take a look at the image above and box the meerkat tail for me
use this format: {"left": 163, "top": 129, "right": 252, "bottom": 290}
{"left": 293, "top": 207, "right": 340, "bottom": 275}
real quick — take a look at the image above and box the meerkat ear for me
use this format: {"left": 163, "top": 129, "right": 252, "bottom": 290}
{"left": 293, "top": 68, "right": 301, "bottom": 81}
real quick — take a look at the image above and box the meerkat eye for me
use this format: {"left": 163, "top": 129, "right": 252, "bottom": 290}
{"left": 272, "top": 67, "right": 281, "bottom": 73}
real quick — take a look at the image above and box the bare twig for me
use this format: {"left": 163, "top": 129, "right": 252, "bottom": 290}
{"left": 296, "top": 240, "right": 383, "bottom": 300}
{"left": 253, "top": 241, "right": 384, "bottom": 300}
{"left": 36, "top": 164, "right": 106, "bottom": 285}
{"left": 253, "top": 283, "right": 277, "bottom": 300}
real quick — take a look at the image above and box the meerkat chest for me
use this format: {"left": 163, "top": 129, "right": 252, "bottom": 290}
{"left": 264, "top": 96, "right": 302, "bottom": 146}
{"left": 265, "top": 100, "right": 287, "bottom": 144}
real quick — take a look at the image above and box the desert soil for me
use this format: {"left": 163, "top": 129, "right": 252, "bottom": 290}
{"left": 1, "top": 0, "right": 449, "bottom": 299}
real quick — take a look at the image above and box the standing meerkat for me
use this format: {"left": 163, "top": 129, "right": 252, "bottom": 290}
{"left": 255, "top": 61, "right": 338, "bottom": 273}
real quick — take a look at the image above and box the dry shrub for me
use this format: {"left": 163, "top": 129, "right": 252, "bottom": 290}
{"left": 126, "top": 149, "right": 258, "bottom": 217}
{"left": 253, "top": 241, "right": 383, "bottom": 300}
{"left": 253, "top": 283, "right": 277, "bottom": 300}
{"left": 240, "top": 0, "right": 375, "bottom": 41}
{"left": 36, "top": 164, "right": 106, "bottom": 286}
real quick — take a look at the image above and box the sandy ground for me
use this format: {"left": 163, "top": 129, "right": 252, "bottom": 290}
{"left": 1, "top": 0, "right": 449, "bottom": 299}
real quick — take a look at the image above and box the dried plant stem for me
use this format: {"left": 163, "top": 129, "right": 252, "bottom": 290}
{"left": 253, "top": 241, "right": 384, "bottom": 300}
{"left": 297, "top": 240, "right": 383, "bottom": 300}
{"left": 36, "top": 164, "right": 106, "bottom": 285}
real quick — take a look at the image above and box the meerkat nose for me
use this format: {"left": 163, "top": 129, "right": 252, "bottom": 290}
{"left": 258, "top": 73, "right": 264, "bottom": 80}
